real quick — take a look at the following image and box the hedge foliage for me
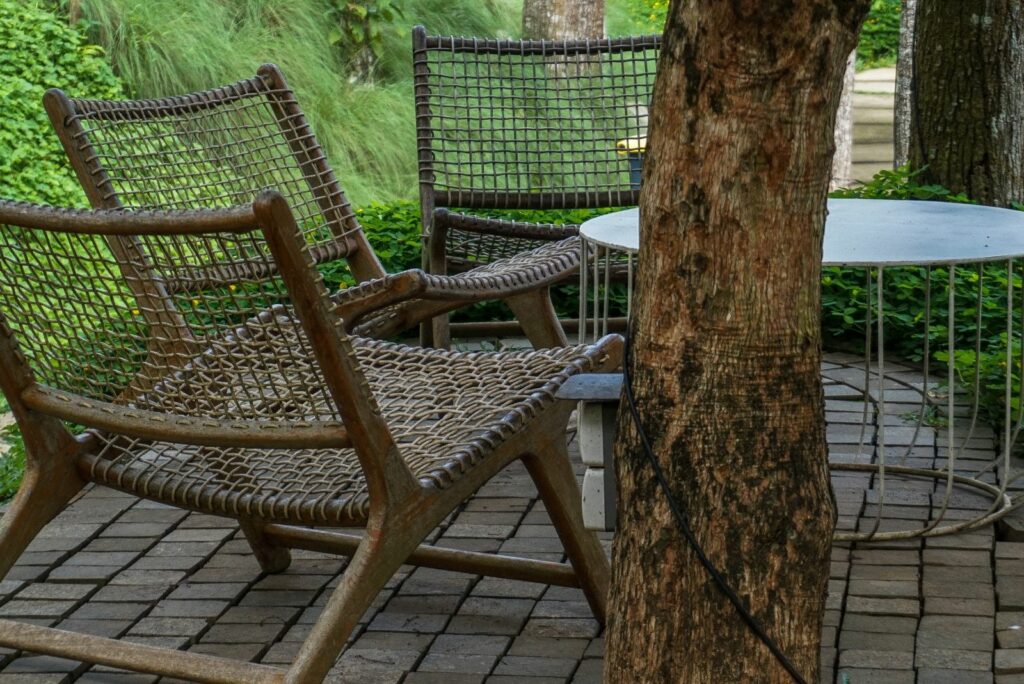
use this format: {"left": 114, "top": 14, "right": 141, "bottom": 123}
{"left": 0, "top": 1, "right": 124, "bottom": 494}
{"left": 858, "top": 0, "right": 901, "bottom": 69}
{"left": 0, "top": 0, "right": 123, "bottom": 206}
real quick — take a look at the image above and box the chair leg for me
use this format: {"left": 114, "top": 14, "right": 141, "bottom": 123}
{"left": 522, "top": 437, "right": 610, "bottom": 624}
{"left": 283, "top": 530, "right": 421, "bottom": 683}
{"left": 239, "top": 518, "right": 292, "bottom": 574}
{"left": 0, "top": 463, "right": 85, "bottom": 580}
{"left": 505, "top": 287, "right": 568, "bottom": 349}
{"left": 430, "top": 313, "right": 452, "bottom": 350}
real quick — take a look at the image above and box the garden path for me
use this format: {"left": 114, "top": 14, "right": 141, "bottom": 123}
{"left": 853, "top": 66, "right": 896, "bottom": 183}
{"left": 0, "top": 349, "right": 1021, "bottom": 683}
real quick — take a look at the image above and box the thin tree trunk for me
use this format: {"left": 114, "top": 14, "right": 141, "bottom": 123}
{"left": 522, "top": 0, "right": 605, "bottom": 40}
{"left": 833, "top": 51, "right": 857, "bottom": 189}
{"left": 68, "top": 0, "right": 82, "bottom": 25}
{"left": 909, "top": 1, "right": 1024, "bottom": 206}
{"left": 894, "top": 0, "right": 917, "bottom": 167}
{"left": 604, "top": 2, "right": 869, "bottom": 682}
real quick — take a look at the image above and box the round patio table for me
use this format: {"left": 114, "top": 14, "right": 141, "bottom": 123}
{"left": 579, "top": 199, "right": 1024, "bottom": 541}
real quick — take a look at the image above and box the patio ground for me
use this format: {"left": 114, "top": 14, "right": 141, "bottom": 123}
{"left": 0, "top": 350, "right": 1022, "bottom": 684}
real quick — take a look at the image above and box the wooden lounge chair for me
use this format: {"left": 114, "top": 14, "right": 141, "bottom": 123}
{"left": 412, "top": 28, "right": 661, "bottom": 344}
{"left": 0, "top": 194, "right": 622, "bottom": 683}
{"left": 43, "top": 65, "right": 576, "bottom": 349}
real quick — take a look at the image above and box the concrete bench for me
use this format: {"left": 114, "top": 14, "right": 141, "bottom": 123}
{"left": 556, "top": 373, "right": 623, "bottom": 531}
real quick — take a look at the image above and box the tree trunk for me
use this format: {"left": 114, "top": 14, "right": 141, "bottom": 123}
{"left": 894, "top": 0, "right": 917, "bottom": 167}
{"left": 604, "top": 2, "right": 869, "bottom": 682}
{"left": 909, "top": 1, "right": 1024, "bottom": 206}
{"left": 522, "top": 0, "right": 605, "bottom": 40}
{"left": 832, "top": 51, "right": 857, "bottom": 189}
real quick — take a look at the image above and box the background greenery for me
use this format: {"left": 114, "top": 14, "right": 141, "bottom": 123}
{"left": 0, "top": 0, "right": 123, "bottom": 206}
{"left": 857, "top": 0, "right": 901, "bottom": 69}
{"left": 4, "top": 0, "right": 901, "bottom": 210}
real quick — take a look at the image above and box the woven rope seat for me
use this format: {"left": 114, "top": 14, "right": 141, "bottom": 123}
{"left": 81, "top": 312, "right": 601, "bottom": 526}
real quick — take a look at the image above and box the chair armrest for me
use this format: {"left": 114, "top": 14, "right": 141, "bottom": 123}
{"left": 332, "top": 270, "right": 428, "bottom": 329}
{"left": 428, "top": 209, "right": 580, "bottom": 277}
{"left": 434, "top": 208, "right": 580, "bottom": 241}
{"left": 418, "top": 237, "right": 581, "bottom": 301}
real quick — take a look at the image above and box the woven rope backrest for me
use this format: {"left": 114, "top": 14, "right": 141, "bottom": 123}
{"left": 0, "top": 201, "right": 340, "bottom": 425}
{"left": 414, "top": 30, "right": 661, "bottom": 210}
{"left": 46, "top": 67, "right": 384, "bottom": 289}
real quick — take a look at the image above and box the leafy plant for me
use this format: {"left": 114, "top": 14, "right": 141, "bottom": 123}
{"left": 857, "top": 0, "right": 901, "bottom": 69}
{"left": 0, "top": 0, "right": 123, "bottom": 206}
{"left": 612, "top": 0, "right": 668, "bottom": 34}
{"left": 831, "top": 165, "right": 972, "bottom": 203}
{"left": 0, "top": 423, "right": 25, "bottom": 502}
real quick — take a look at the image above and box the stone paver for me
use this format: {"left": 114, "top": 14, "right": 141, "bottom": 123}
{"left": 0, "top": 348, "right": 1019, "bottom": 683}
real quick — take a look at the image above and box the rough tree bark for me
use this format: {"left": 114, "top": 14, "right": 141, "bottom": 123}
{"left": 909, "top": 1, "right": 1024, "bottom": 206}
{"left": 832, "top": 51, "right": 857, "bottom": 189}
{"left": 894, "top": 0, "right": 917, "bottom": 167}
{"left": 521, "top": 0, "right": 605, "bottom": 40}
{"left": 604, "top": 1, "right": 870, "bottom": 682}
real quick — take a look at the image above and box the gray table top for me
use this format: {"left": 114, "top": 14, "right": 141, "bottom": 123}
{"left": 579, "top": 199, "right": 1024, "bottom": 266}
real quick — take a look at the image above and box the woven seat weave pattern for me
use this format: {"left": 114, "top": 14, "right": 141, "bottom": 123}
{"left": 57, "top": 68, "right": 586, "bottom": 303}
{"left": 414, "top": 32, "right": 659, "bottom": 272}
{"left": 86, "top": 333, "right": 601, "bottom": 525}
{"left": 424, "top": 237, "right": 580, "bottom": 292}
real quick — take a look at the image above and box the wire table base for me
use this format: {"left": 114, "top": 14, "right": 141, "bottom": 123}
{"left": 825, "top": 263, "right": 1021, "bottom": 541}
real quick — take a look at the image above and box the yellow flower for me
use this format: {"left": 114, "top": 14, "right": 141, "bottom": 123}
{"left": 228, "top": 284, "right": 237, "bottom": 292}
{"left": 131, "top": 308, "right": 140, "bottom": 316}
{"left": 191, "top": 299, "right": 200, "bottom": 307}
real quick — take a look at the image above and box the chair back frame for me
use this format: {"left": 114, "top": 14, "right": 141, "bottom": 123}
{"left": 43, "top": 65, "right": 386, "bottom": 285}
{"left": 412, "top": 26, "right": 661, "bottom": 214}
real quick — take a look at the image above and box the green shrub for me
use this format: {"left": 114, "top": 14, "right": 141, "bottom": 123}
{"left": 610, "top": 0, "right": 668, "bottom": 35}
{"left": 858, "top": 0, "right": 901, "bottom": 69}
{"left": 0, "top": 423, "right": 25, "bottom": 503}
{"left": 0, "top": 0, "right": 123, "bottom": 206}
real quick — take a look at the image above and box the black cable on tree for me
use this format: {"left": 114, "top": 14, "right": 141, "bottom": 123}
{"left": 622, "top": 337, "right": 808, "bottom": 684}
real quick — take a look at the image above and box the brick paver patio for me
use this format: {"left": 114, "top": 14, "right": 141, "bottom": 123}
{"left": 1, "top": 351, "right": 1023, "bottom": 683}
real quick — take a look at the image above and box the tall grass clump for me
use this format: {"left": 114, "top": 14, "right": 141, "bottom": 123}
{"left": 77, "top": 0, "right": 519, "bottom": 205}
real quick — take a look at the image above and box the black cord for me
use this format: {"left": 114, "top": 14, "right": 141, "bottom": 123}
{"left": 621, "top": 336, "right": 809, "bottom": 684}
